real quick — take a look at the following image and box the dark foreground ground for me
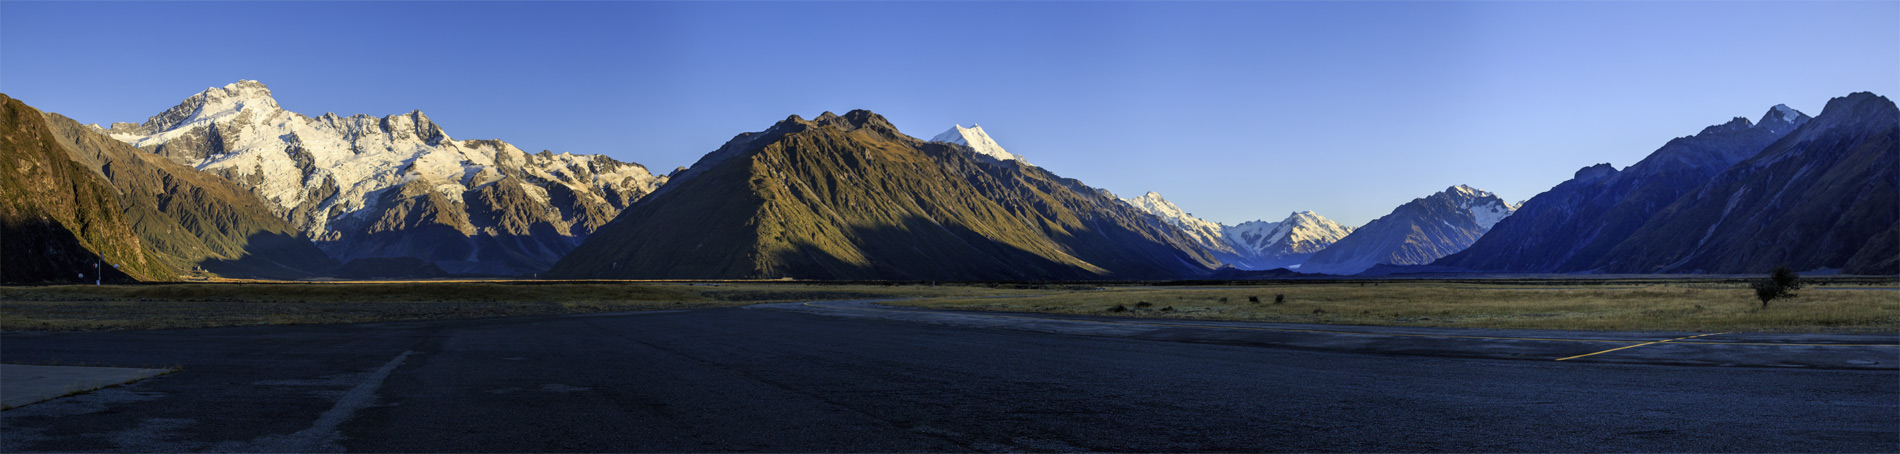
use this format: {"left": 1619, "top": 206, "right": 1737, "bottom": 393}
{"left": 2, "top": 302, "right": 1895, "bottom": 452}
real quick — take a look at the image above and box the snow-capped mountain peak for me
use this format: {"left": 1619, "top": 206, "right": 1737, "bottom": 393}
{"left": 1446, "top": 184, "right": 1488, "bottom": 199}
{"left": 1298, "top": 185, "right": 1514, "bottom": 275}
{"left": 1123, "top": 191, "right": 1219, "bottom": 230}
{"left": 1755, "top": 104, "right": 1811, "bottom": 134}
{"left": 1119, "top": 189, "right": 1355, "bottom": 270}
{"left": 1442, "top": 185, "right": 1515, "bottom": 230}
{"left": 1221, "top": 210, "right": 1354, "bottom": 269}
{"left": 104, "top": 80, "right": 667, "bottom": 275}
{"left": 1255, "top": 211, "right": 1353, "bottom": 249}
{"left": 931, "top": 124, "right": 1029, "bottom": 164}
{"left": 1769, "top": 104, "right": 1803, "bottom": 122}
{"left": 1121, "top": 190, "right": 1231, "bottom": 257}
{"left": 142, "top": 80, "right": 281, "bottom": 133}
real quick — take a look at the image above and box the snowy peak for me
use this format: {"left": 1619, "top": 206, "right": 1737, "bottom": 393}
{"left": 104, "top": 80, "right": 668, "bottom": 275}
{"left": 1445, "top": 184, "right": 1486, "bottom": 199}
{"left": 1279, "top": 211, "right": 1353, "bottom": 235}
{"left": 1437, "top": 184, "right": 1516, "bottom": 231}
{"left": 1235, "top": 210, "right": 1353, "bottom": 251}
{"left": 931, "top": 124, "right": 1029, "bottom": 165}
{"left": 1119, "top": 190, "right": 1355, "bottom": 270}
{"left": 1755, "top": 104, "right": 1811, "bottom": 134}
{"left": 140, "top": 80, "right": 281, "bottom": 134}
{"left": 1769, "top": 104, "right": 1803, "bottom": 121}
{"left": 1220, "top": 210, "right": 1353, "bottom": 270}
{"left": 1120, "top": 190, "right": 1229, "bottom": 255}
{"left": 1122, "top": 191, "right": 1193, "bottom": 225}
{"left": 1298, "top": 185, "right": 1515, "bottom": 275}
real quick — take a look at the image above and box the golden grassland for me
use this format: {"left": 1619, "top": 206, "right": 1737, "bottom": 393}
{"left": 3, "top": 279, "right": 1894, "bottom": 333}
{"left": 0, "top": 281, "right": 1050, "bottom": 332}
{"left": 887, "top": 281, "right": 1900, "bottom": 332}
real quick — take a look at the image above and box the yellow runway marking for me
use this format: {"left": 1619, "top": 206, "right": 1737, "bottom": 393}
{"left": 1554, "top": 332, "right": 1727, "bottom": 361}
{"left": 800, "top": 302, "right": 1900, "bottom": 348}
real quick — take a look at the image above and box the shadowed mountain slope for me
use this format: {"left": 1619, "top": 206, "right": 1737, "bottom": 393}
{"left": 2, "top": 94, "right": 172, "bottom": 283}
{"left": 1597, "top": 92, "right": 1898, "bottom": 274}
{"left": 1434, "top": 104, "right": 1810, "bottom": 273}
{"left": 1433, "top": 93, "right": 1895, "bottom": 275}
{"left": 549, "top": 110, "right": 1218, "bottom": 280}
{"left": 41, "top": 111, "right": 335, "bottom": 278}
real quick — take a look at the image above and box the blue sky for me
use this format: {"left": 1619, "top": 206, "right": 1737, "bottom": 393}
{"left": 4, "top": 1, "right": 1895, "bottom": 226}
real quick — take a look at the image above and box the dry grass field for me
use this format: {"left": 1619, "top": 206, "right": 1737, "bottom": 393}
{"left": 889, "top": 280, "right": 1900, "bottom": 332}
{"left": 5, "top": 278, "right": 1894, "bottom": 333}
{"left": 0, "top": 281, "right": 1047, "bottom": 331}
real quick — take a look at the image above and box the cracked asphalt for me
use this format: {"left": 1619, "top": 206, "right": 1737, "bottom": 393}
{"left": 2, "top": 302, "right": 1895, "bottom": 452}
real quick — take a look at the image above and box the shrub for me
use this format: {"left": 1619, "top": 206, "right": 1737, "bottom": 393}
{"left": 1751, "top": 266, "right": 1804, "bottom": 309}
{"left": 1135, "top": 301, "right": 1152, "bottom": 308}
{"left": 1160, "top": 306, "right": 1174, "bottom": 312}
{"left": 1109, "top": 304, "right": 1128, "bottom": 313}
{"left": 1218, "top": 297, "right": 1229, "bottom": 303}
{"left": 1274, "top": 294, "right": 1286, "bottom": 304}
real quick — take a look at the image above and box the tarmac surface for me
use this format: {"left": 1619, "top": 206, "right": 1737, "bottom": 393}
{"left": 1, "top": 301, "right": 1895, "bottom": 452}
{"left": 1, "top": 365, "right": 172, "bottom": 409}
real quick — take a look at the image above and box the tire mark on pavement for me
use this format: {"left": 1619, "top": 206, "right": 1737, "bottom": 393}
{"left": 223, "top": 351, "right": 415, "bottom": 453}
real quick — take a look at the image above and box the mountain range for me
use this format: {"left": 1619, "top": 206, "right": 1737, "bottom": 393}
{"left": 1433, "top": 93, "right": 1896, "bottom": 275}
{"left": 2, "top": 93, "right": 333, "bottom": 283}
{"left": 548, "top": 111, "right": 1218, "bottom": 280}
{"left": 101, "top": 81, "right": 666, "bottom": 275}
{"left": 3, "top": 82, "right": 1892, "bottom": 282}
{"left": 1119, "top": 192, "right": 1355, "bottom": 270}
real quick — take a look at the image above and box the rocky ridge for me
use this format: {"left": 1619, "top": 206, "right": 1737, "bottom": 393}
{"left": 550, "top": 111, "right": 1219, "bottom": 280}
{"left": 104, "top": 80, "right": 666, "bottom": 275}
{"left": 1298, "top": 185, "right": 1516, "bottom": 275}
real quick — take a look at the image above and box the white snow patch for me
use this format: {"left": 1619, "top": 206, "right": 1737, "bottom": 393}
{"left": 932, "top": 124, "right": 1029, "bottom": 165}
{"left": 1772, "top": 104, "right": 1801, "bottom": 122}
{"left": 1447, "top": 185, "right": 1515, "bottom": 231}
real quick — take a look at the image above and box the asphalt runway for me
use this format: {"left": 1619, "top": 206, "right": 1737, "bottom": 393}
{"left": 2, "top": 301, "right": 1895, "bottom": 452}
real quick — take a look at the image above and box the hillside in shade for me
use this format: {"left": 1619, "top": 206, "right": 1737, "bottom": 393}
{"left": 549, "top": 111, "right": 1219, "bottom": 280}
{"left": 1596, "top": 93, "right": 1897, "bottom": 274}
{"left": 2, "top": 94, "right": 172, "bottom": 283}
{"left": 1434, "top": 93, "right": 1895, "bottom": 275}
{"left": 42, "top": 109, "right": 336, "bottom": 278}
{"left": 1433, "top": 104, "right": 1810, "bottom": 273}
{"left": 4, "top": 93, "right": 342, "bottom": 282}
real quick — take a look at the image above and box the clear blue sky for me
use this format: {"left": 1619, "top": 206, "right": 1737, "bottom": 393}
{"left": 4, "top": 1, "right": 1895, "bottom": 226}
